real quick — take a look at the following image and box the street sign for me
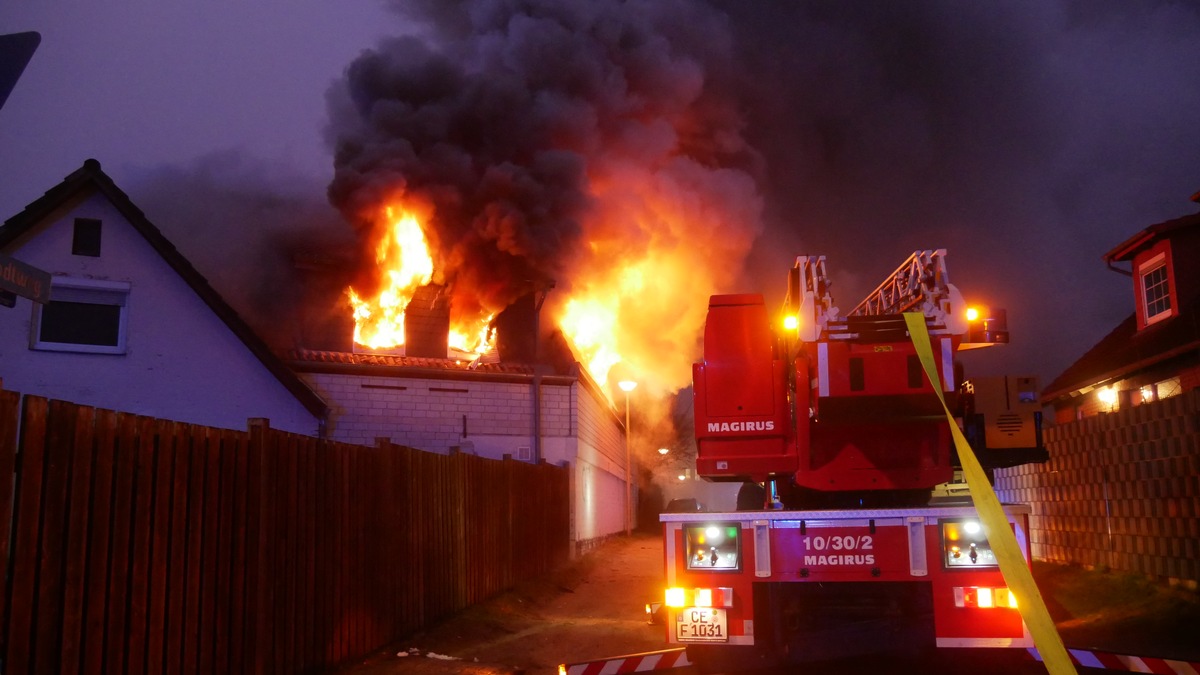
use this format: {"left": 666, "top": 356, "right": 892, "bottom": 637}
{"left": 0, "top": 253, "right": 51, "bottom": 305}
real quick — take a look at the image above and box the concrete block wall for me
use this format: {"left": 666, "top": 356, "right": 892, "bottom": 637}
{"left": 994, "top": 389, "right": 1200, "bottom": 586}
{"left": 302, "top": 371, "right": 573, "bottom": 457}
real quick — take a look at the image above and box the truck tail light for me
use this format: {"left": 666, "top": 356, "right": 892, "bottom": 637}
{"left": 954, "top": 586, "right": 1017, "bottom": 609}
{"left": 665, "top": 587, "right": 687, "bottom": 608}
{"left": 664, "top": 587, "right": 734, "bottom": 608}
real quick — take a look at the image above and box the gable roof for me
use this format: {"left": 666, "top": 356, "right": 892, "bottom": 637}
{"left": 1105, "top": 211, "right": 1200, "bottom": 263}
{"left": 0, "top": 158, "right": 329, "bottom": 420}
{"left": 1042, "top": 294, "right": 1200, "bottom": 402}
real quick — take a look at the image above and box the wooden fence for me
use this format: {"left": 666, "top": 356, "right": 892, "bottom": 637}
{"left": 0, "top": 389, "right": 571, "bottom": 674}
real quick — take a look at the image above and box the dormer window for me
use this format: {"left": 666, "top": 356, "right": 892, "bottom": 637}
{"left": 1138, "top": 252, "right": 1173, "bottom": 325}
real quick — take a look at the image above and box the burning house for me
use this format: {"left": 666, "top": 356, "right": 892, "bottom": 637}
{"left": 286, "top": 0, "right": 769, "bottom": 546}
{"left": 287, "top": 262, "right": 634, "bottom": 548}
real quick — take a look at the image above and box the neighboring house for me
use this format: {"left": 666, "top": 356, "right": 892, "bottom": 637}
{"left": 1042, "top": 195, "right": 1200, "bottom": 420}
{"left": 0, "top": 159, "right": 328, "bottom": 435}
{"left": 287, "top": 347, "right": 634, "bottom": 550}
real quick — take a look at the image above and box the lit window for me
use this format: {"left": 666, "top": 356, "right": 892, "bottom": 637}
{"left": 1155, "top": 377, "right": 1181, "bottom": 400}
{"left": 1139, "top": 254, "right": 1172, "bottom": 325}
{"left": 31, "top": 278, "right": 130, "bottom": 354}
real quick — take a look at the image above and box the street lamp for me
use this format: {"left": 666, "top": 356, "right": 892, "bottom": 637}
{"left": 657, "top": 447, "right": 669, "bottom": 455}
{"left": 618, "top": 379, "right": 637, "bottom": 535}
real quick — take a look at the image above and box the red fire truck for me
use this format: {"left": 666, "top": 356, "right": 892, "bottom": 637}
{"left": 662, "top": 251, "right": 1047, "bottom": 671}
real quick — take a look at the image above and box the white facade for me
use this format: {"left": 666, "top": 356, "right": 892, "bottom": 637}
{"left": 1, "top": 186, "right": 323, "bottom": 435}
{"left": 297, "top": 364, "right": 634, "bottom": 547}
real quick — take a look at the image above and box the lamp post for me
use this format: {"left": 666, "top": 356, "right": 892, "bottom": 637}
{"left": 618, "top": 379, "right": 637, "bottom": 535}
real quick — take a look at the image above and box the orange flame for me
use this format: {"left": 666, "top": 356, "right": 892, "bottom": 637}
{"left": 559, "top": 294, "right": 622, "bottom": 387}
{"left": 348, "top": 205, "right": 495, "bottom": 355}
{"left": 448, "top": 314, "right": 495, "bottom": 355}
{"left": 553, "top": 164, "right": 760, "bottom": 398}
{"left": 347, "top": 206, "right": 434, "bottom": 349}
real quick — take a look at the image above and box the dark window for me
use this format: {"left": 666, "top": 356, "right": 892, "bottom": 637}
{"left": 907, "top": 355, "right": 924, "bottom": 388}
{"left": 849, "top": 358, "right": 865, "bottom": 391}
{"left": 72, "top": 218, "right": 102, "bottom": 257}
{"left": 39, "top": 301, "right": 121, "bottom": 346}
{"left": 31, "top": 281, "right": 129, "bottom": 354}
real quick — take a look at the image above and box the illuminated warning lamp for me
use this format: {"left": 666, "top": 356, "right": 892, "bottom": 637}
{"left": 782, "top": 314, "right": 799, "bottom": 331}
{"left": 962, "top": 306, "right": 1009, "bottom": 349}
{"left": 664, "top": 587, "right": 734, "bottom": 608}
{"left": 953, "top": 587, "right": 1018, "bottom": 609}
{"left": 665, "top": 587, "right": 687, "bottom": 608}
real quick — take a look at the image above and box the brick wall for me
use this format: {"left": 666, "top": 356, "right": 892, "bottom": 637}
{"left": 302, "top": 372, "right": 574, "bottom": 456}
{"left": 994, "top": 389, "right": 1200, "bottom": 585}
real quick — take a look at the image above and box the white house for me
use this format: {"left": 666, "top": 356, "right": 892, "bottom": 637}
{"left": 0, "top": 159, "right": 328, "bottom": 434}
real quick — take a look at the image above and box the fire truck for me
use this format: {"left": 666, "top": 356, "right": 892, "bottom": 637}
{"left": 661, "top": 250, "right": 1047, "bottom": 671}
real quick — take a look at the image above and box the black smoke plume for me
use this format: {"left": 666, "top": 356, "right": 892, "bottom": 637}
{"left": 324, "top": 0, "right": 760, "bottom": 328}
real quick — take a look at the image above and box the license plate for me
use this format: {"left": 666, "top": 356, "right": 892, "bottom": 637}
{"left": 675, "top": 607, "right": 727, "bottom": 642}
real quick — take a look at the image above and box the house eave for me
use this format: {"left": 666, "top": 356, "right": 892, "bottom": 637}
{"left": 1043, "top": 338, "right": 1200, "bottom": 403}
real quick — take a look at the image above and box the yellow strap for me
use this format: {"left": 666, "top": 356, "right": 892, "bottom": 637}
{"left": 904, "top": 313, "right": 1075, "bottom": 675}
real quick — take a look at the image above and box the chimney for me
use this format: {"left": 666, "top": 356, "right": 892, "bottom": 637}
{"left": 404, "top": 284, "right": 450, "bottom": 358}
{"left": 293, "top": 250, "right": 356, "bottom": 352}
{"left": 493, "top": 293, "right": 537, "bottom": 364}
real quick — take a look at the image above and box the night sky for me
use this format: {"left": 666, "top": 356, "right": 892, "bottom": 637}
{"left": 2, "top": 1, "right": 1198, "bottom": 391}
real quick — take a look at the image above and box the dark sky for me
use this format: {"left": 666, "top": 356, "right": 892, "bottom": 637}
{"left": 3, "top": 1, "right": 1198, "bottom": 389}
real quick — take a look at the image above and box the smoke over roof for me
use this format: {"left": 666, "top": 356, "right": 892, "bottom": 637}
{"left": 324, "top": 0, "right": 764, "bottom": 395}
{"left": 118, "top": 0, "right": 1200, "bottom": 401}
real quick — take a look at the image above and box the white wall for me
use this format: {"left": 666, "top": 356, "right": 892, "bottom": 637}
{"left": 300, "top": 370, "right": 575, "bottom": 457}
{"left": 0, "top": 193, "right": 319, "bottom": 435}
{"left": 574, "top": 381, "right": 634, "bottom": 540}
{"left": 299, "top": 367, "right": 632, "bottom": 545}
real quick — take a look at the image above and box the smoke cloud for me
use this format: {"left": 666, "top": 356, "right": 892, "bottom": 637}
{"left": 325, "top": 0, "right": 764, "bottom": 395}
{"left": 129, "top": 151, "right": 357, "bottom": 349}
{"left": 324, "top": 0, "right": 1200, "bottom": 395}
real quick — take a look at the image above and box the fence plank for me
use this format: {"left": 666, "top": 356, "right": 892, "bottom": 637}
{"left": 180, "top": 425, "right": 206, "bottom": 675}
{"left": 0, "top": 389, "right": 20, "bottom": 659}
{"left": 7, "top": 396, "right": 48, "bottom": 674}
{"left": 280, "top": 433, "right": 298, "bottom": 675}
{"left": 246, "top": 418, "right": 272, "bottom": 674}
{"left": 300, "top": 436, "right": 317, "bottom": 670}
{"left": 228, "top": 430, "right": 250, "bottom": 674}
{"left": 195, "top": 427, "right": 222, "bottom": 675}
{"left": 61, "top": 404, "right": 98, "bottom": 674}
{"left": 164, "top": 423, "right": 190, "bottom": 675}
{"left": 144, "top": 420, "right": 178, "bottom": 674}
{"left": 103, "top": 413, "right": 139, "bottom": 675}
{"left": 82, "top": 409, "right": 117, "bottom": 675}
{"left": 30, "top": 399, "right": 76, "bottom": 672}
